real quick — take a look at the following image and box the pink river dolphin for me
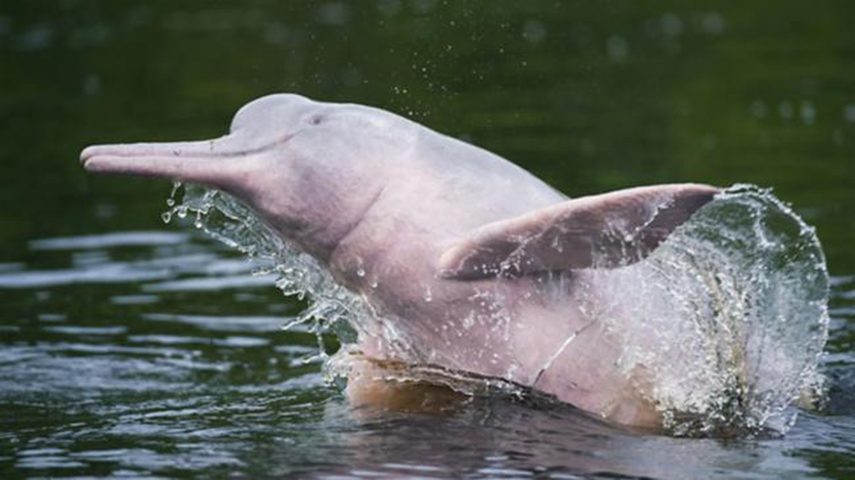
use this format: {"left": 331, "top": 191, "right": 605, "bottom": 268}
{"left": 81, "top": 94, "right": 718, "bottom": 427}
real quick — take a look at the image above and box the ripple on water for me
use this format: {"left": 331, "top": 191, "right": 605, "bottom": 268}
{"left": 142, "top": 313, "right": 291, "bottom": 333}
{"left": 142, "top": 273, "right": 277, "bottom": 292}
{"left": 0, "top": 263, "right": 173, "bottom": 288}
{"left": 43, "top": 325, "right": 127, "bottom": 336}
{"left": 0, "top": 233, "right": 269, "bottom": 291}
{"left": 28, "top": 231, "right": 190, "bottom": 251}
{"left": 110, "top": 294, "right": 160, "bottom": 305}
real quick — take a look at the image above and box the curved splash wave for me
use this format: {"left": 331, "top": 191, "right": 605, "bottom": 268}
{"left": 165, "top": 183, "right": 829, "bottom": 436}
{"left": 163, "top": 182, "right": 371, "bottom": 361}
{"left": 578, "top": 184, "right": 829, "bottom": 435}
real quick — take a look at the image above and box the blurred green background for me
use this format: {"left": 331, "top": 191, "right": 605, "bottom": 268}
{"left": 1, "top": 0, "right": 852, "bottom": 269}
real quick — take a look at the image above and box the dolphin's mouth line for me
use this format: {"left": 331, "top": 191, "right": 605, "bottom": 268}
{"left": 80, "top": 132, "right": 297, "bottom": 168}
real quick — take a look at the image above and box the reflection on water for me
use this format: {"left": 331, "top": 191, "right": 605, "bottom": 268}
{"left": 0, "top": 231, "right": 330, "bottom": 476}
{"left": 0, "top": 215, "right": 853, "bottom": 479}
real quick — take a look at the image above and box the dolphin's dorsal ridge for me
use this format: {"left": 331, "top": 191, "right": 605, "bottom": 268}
{"left": 438, "top": 184, "right": 718, "bottom": 280}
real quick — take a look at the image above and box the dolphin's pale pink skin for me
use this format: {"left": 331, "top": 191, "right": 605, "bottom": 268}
{"left": 81, "top": 94, "right": 717, "bottom": 427}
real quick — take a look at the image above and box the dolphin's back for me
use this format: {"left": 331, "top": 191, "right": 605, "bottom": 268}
{"left": 386, "top": 128, "right": 567, "bottom": 238}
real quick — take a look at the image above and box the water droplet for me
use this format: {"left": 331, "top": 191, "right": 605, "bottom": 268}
{"left": 423, "top": 286, "right": 432, "bottom": 302}
{"left": 356, "top": 267, "right": 365, "bottom": 277}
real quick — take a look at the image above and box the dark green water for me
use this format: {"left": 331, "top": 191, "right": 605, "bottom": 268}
{"left": 1, "top": 1, "right": 854, "bottom": 478}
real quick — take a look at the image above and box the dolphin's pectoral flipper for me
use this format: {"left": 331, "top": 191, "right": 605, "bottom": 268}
{"left": 438, "top": 184, "right": 718, "bottom": 280}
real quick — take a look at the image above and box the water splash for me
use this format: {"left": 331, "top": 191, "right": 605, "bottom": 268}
{"left": 163, "top": 183, "right": 426, "bottom": 369}
{"left": 163, "top": 183, "right": 370, "bottom": 363}
{"left": 165, "top": 183, "right": 828, "bottom": 436}
{"left": 577, "top": 184, "right": 829, "bottom": 435}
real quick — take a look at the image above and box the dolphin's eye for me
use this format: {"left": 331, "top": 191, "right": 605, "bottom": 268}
{"left": 310, "top": 115, "right": 324, "bottom": 125}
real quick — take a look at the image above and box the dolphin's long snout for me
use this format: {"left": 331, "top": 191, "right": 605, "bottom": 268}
{"left": 78, "top": 132, "right": 284, "bottom": 190}
{"left": 82, "top": 138, "right": 226, "bottom": 173}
